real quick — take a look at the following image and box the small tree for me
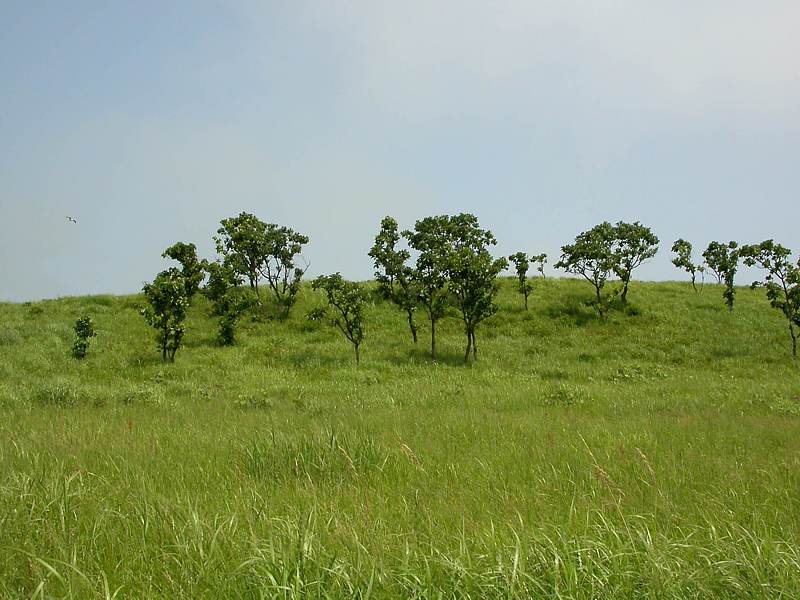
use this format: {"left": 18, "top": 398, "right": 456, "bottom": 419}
{"left": 310, "top": 273, "right": 366, "bottom": 364}
{"left": 369, "top": 216, "right": 420, "bottom": 342}
{"left": 261, "top": 224, "right": 309, "bottom": 317}
{"left": 71, "top": 316, "right": 96, "bottom": 359}
{"left": 741, "top": 240, "right": 800, "bottom": 359}
{"left": 671, "top": 238, "right": 705, "bottom": 292}
{"left": 141, "top": 268, "right": 189, "bottom": 362}
{"left": 214, "top": 212, "right": 269, "bottom": 296}
{"left": 555, "top": 222, "right": 619, "bottom": 318}
{"left": 508, "top": 252, "right": 533, "bottom": 310}
{"left": 531, "top": 253, "right": 547, "bottom": 278}
{"left": 162, "top": 242, "right": 206, "bottom": 299}
{"left": 613, "top": 221, "right": 659, "bottom": 303}
{"left": 204, "top": 261, "right": 253, "bottom": 345}
{"left": 703, "top": 241, "right": 739, "bottom": 311}
{"left": 404, "top": 216, "right": 453, "bottom": 360}
{"left": 446, "top": 214, "right": 507, "bottom": 362}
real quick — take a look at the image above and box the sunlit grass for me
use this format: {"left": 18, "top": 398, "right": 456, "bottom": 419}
{"left": 1, "top": 278, "right": 798, "bottom": 598}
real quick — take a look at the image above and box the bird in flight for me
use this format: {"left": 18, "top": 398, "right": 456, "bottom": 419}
{"left": 66, "top": 216, "right": 77, "bottom": 224}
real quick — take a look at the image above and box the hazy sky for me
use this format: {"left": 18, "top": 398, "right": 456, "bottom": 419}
{"left": 1, "top": 1, "right": 798, "bottom": 301}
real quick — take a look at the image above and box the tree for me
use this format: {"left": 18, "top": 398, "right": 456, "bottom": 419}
{"left": 214, "top": 213, "right": 309, "bottom": 316}
{"left": 613, "top": 221, "right": 659, "bottom": 303}
{"left": 261, "top": 224, "right": 309, "bottom": 317}
{"left": 555, "top": 222, "right": 619, "bottom": 318}
{"left": 531, "top": 253, "right": 548, "bottom": 279}
{"left": 703, "top": 241, "right": 739, "bottom": 311}
{"left": 71, "top": 316, "right": 96, "bottom": 359}
{"left": 162, "top": 242, "right": 206, "bottom": 299}
{"left": 508, "top": 252, "right": 533, "bottom": 310}
{"left": 446, "top": 214, "right": 507, "bottom": 363}
{"left": 403, "top": 216, "right": 453, "bottom": 360}
{"left": 741, "top": 240, "right": 800, "bottom": 359}
{"left": 204, "top": 261, "right": 254, "bottom": 345}
{"left": 141, "top": 268, "right": 189, "bottom": 362}
{"left": 369, "top": 216, "right": 419, "bottom": 342}
{"left": 310, "top": 273, "right": 366, "bottom": 364}
{"left": 670, "top": 238, "right": 705, "bottom": 292}
{"left": 214, "top": 212, "right": 269, "bottom": 296}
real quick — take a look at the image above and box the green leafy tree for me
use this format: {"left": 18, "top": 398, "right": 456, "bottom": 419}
{"left": 369, "top": 216, "right": 419, "bottom": 342}
{"left": 531, "top": 253, "right": 548, "bottom": 279}
{"left": 403, "top": 216, "right": 453, "bottom": 360}
{"left": 214, "top": 212, "right": 269, "bottom": 296}
{"left": 555, "top": 222, "right": 619, "bottom": 318}
{"left": 162, "top": 242, "right": 206, "bottom": 300}
{"left": 446, "top": 214, "right": 507, "bottom": 362}
{"left": 262, "top": 224, "right": 309, "bottom": 317}
{"left": 508, "top": 252, "right": 533, "bottom": 310}
{"left": 204, "top": 261, "right": 254, "bottom": 345}
{"left": 703, "top": 241, "right": 739, "bottom": 311}
{"left": 671, "top": 239, "right": 705, "bottom": 292}
{"left": 71, "top": 316, "right": 96, "bottom": 359}
{"left": 613, "top": 221, "right": 659, "bottom": 303}
{"left": 310, "top": 273, "right": 366, "bottom": 364}
{"left": 741, "top": 240, "right": 800, "bottom": 358}
{"left": 214, "top": 213, "right": 309, "bottom": 316}
{"left": 141, "top": 268, "right": 189, "bottom": 362}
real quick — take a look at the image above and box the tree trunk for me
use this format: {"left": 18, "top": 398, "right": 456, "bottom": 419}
{"left": 407, "top": 310, "right": 418, "bottom": 344}
{"left": 524, "top": 290, "right": 529, "bottom": 310}
{"left": 471, "top": 330, "right": 477, "bottom": 362}
{"left": 790, "top": 322, "right": 797, "bottom": 360}
{"left": 354, "top": 343, "right": 360, "bottom": 365}
{"left": 621, "top": 279, "right": 629, "bottom": 303}
{"left": 162, "top": 323, "right": 168, "bottom": 362}
{"left": 691, "top": 273, "right": 697, "bottom": 293}
{"left": 463, "top": 330, "right": 472, "bottom": 363}
{"left": 430, "top": 318, "right": 437, "bottom": 361}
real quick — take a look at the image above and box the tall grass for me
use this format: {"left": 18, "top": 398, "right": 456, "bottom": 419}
{"left": 0, "top": 279, "right": 798, "bottom": 598}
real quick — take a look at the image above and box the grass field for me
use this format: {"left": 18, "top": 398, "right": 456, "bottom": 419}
{"left": 1, "top": 278, "right": 799, "bottom": 599}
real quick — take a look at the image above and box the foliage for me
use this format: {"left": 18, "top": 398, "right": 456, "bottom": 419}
{"left": 369, "top": 216, "right": 419, "bottom": 342}
{"left": 204, "top": 261, "right": 253, "bottom": 346}
{"left": 671, "top": 238, "right": 705, "bottom": 292}
{"left": 445, "top": 214, "right": 507, "bottom": 362}
{"left": 613, "top": 221, "right": 659, "bottom": 303}
{"left": 531, "top": 252, "right": 548, "bottom": 278}
{"left": 703, "top": 241, "right": 740, "bottom": 311}
{"left": 403, "top": 216, "right": 454, "bottom": 360}
{"left": 310, "top": 273, "right": 366, "bottom": 364}
{"left": 555, "top": 222, "right": 619, "bottom": 317}
{"left": 162, "top": 242, "right": 206, "bottom": 299}
{"left": 508, "top": 252, "right": 533, "bottom": 310}
{"left": 261, "top": 224, "right": 309, "bottom": 317}
{"left": 741, "top": 240, "right": 800, "bottom": 358}
{"left": 214, "top": 212, "right": 308, "bottom": 316}
{"left": 71, "top": 315, "right": 96, "bottom": 359}
{"left": 141, "top": 268, "right": 189, "bottom": 362}
{"left": 214, "top": 212, "right": 269, "bottom": 296}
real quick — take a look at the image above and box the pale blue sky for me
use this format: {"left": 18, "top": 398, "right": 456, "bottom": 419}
{"left": 1, "top": 1, "right": 798, "bottom": 301}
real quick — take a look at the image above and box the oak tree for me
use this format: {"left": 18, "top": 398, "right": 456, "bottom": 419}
{"left": 508, "top": 252, "right": 533, "bottom": 310}
{"left": 613, "top": 221, "right": 659, "bottom": 303}
{"left": 671, "top": 238, "right": 705, "bottom": 292}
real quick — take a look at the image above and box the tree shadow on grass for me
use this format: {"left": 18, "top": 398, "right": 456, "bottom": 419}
{"left": 544, "top": 293, "right": 601, "bottom": 326}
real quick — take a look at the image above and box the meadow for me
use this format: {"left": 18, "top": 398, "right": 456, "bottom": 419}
{"left": 0, "top": 278, "right": 799, "bottom": 598}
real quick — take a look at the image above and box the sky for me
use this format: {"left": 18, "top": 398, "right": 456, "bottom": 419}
{"left": 1, "top": 1, "right": 798, "bottom": 302}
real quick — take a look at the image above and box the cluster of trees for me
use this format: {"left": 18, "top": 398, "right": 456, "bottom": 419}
{"left": 131, "top": 211, "right": 800, "bottom": 364}
{"left": 669, "top": 238, "right": 800, "bottom": 357}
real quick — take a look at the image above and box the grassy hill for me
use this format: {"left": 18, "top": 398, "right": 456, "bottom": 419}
{"left": 1, "top": 278, "right": 799, "bottom": 598}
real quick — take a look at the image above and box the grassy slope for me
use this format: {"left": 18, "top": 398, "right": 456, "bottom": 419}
{"left": 0, "top": 278, "right": 799, "bottom": 599}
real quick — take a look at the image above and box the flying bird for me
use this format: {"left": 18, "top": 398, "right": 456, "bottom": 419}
{"left": 66, "top": 216, "right": 77, "bottom": 224}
